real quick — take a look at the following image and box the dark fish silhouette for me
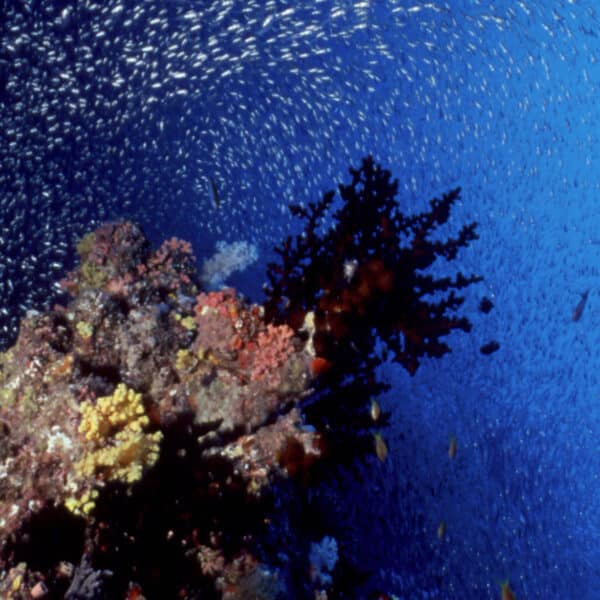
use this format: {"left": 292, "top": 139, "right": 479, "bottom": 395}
{"left": 209, "top": 177, "right": 220, "bottom": 209}
{"left": 479, "top": 296, "right": 494, "bottom": 314}
{"left": 572, "top": 289, "right": 589, "bottom": 321}
{"left": 480, "top": 340, "right": 500, "bottom": 355}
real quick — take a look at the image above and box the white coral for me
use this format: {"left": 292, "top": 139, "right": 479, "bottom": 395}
{"left": 200, "top": 240, "right": 258, "bottom": 289}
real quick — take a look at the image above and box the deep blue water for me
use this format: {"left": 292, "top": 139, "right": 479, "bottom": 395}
{"left": 2, "top": 1, "right": 600, "bottom": 597}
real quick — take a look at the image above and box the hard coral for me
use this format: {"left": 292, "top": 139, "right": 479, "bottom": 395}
{"left": 72, "top": 222, "right": 151, "bottom": 293}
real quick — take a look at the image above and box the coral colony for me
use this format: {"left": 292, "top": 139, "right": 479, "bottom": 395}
{"left": 0, "top": 158, "right": 487, "bottom": 599}
{"left": 265, "top": 156, "right": 486, "bottom": 461}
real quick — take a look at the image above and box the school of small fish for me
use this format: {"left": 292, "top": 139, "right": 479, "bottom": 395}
{"left": 0, "top": 0, "right": 408, "bottom": 349}
{"left": 1, "top": 0, "right": 593, "bottom": 356}
{"left": 2, "top": 1, "right": 599, "bottom": 597}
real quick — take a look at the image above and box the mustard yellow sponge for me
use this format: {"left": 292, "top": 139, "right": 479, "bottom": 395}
{"left": 76, "top": 231, "right": 96, "bottom": 258}
{"left": 175, "top": 348, "right": 198, "bottom": 373}
{"left": 75, "top": 383, "right": 162, "bottom": 484}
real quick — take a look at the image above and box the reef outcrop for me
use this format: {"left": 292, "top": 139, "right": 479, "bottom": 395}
{"left": 0, "top": 158, "right": 485, "bottom": 599}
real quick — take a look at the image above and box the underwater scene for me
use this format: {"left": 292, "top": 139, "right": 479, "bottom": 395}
{"left": 0, "top": 0, "right": 598, "bottom": 598}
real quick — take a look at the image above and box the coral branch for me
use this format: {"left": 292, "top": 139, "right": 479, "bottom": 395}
{"left": 264, "top": 155, "right": 482, "bottom": 376}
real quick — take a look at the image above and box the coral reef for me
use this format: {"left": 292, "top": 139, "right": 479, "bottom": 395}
{"left": 0, "top": 158, "right": 486, "bottom": 599}
{"left": 0, "top": 221, "right": 320, "bottom": 599}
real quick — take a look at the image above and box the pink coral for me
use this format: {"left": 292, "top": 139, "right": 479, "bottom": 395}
{"left": 250, "top": 324, "right": 294, "bottom": 386}
{"left": 145, "top": 236, "right": 197, "bottom": 291}
{"left": 193, "top": 291, "right": 296, "bottom": 388}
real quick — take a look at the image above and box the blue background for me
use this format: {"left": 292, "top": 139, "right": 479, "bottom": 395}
{"left": 1, "top": 1, "right": 599, "bottom": 597}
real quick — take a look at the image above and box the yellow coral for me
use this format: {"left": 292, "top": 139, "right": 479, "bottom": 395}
{"left": 76, "top": 231, "right": 96, "bottom": 258}
{"left": 75, "top": 384, "right": 162, "bottom": 484}
{"left": 175, "top": 348, "right": 197, "bottom": 373}
{"left": 65, "top": 489, "right": 99, "bottom": 516}
{"left": 180, "top": 316, "right": 197, "bottom": 331}
{"left": 76, "top": 320, "right": 94, "bottom": 339}
{"left": 80, "top": 260, "right": 108, "bottom": 289}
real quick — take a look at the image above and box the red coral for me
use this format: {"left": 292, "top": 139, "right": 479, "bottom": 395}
{"left": 264, "top": 156, "right": 482, "bottom": 375}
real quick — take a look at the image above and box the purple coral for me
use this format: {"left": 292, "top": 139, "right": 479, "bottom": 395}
{"left": 64, "top": 557, "right": 112, "bottom": 600}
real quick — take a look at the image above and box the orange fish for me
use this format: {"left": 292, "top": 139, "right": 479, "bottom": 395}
{"left": 448, "top": 436, "right": 457, "bottom": 459}
{"left": 437, "top": 520, "right": 446, "bottom": 540}
{"left": 373, "top": 433, "right": 388, "bottom": 462}
{"left": 500, "top": 580, "right": 516, "bottom": 600}
{"left": 572, "top": 289, "right": 589, "bottom": 321}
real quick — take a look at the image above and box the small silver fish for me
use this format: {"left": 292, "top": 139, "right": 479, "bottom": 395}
{"left": 370, "top": 399, "right": 381, "bottom": 422}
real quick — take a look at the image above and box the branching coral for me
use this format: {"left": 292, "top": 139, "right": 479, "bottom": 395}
{"left": 264, "top": 155, "right": 482, "bottom": 376}
{"left": 264, "top": 156, "right": 484, "bottom": 460}
{"left": 200, "top": 240, "right": 258, "bottom": 289}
